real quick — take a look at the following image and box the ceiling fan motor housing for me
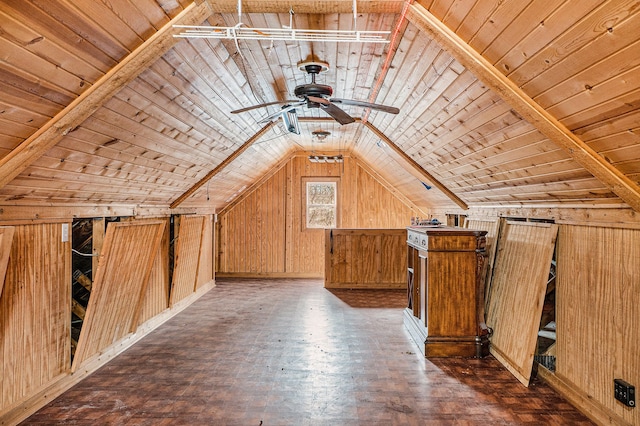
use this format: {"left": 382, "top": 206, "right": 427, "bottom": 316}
{"left": 295, "top": 84, "right": 333, "bottom": 107}
{"left": 295, "top": 61, "right": 332, "bottom": 107}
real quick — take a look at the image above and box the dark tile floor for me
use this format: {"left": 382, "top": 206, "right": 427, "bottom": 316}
{"left": 23, "top": 278, "right": 593, "bottom": 425}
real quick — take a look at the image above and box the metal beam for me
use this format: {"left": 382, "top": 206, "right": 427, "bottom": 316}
{"left": 407, "top": 3, "right": 640, "bottom": 212}
{"left": 0, "top": 2, "right": 212, "bottom": 190}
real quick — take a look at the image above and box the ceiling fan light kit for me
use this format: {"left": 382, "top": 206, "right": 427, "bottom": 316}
{"left": 312, "top": 130, "right": 331, "bottom": 141}
{"left": 281, "top": 107, "right": 300, "bottom": 134}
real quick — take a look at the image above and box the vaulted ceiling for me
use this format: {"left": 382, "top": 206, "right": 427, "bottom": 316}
{"left": 1, "top": 0, "right": 639, "bottom": 214}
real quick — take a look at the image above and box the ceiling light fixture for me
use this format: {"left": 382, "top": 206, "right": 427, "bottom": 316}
{"left": 312, "top": 130, "right": 331, "bottom": 141}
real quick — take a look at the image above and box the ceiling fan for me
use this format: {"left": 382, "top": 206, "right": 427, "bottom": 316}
{"left": 230, "top": 61, "right": 399, "bottom": 130}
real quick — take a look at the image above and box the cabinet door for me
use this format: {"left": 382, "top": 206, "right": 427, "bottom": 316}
{"left": 427, "top": 251, "right": 477, "bottom": 337}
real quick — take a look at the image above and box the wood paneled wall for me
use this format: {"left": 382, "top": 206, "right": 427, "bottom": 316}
{"left": 464, "top": 207, "right": 639, "bottom": 424}
{"left": 217, "top": 164, "right": 288, "bottom": 274}
{"left": 0, "top": 223, "right": 71, "bottom": 411}
{"left": 324, "top": 229, "right": 407, "bottom": 289}
{"left": 217, "top": 155, "right": 422, "bottom": 276}
{"left": 0, "top": 214, "right": 215, "bottom": 423}
{"left": 556, "top": 225, "right": 640, "bottom": 426}
{"left": 72, "top": 221, "right": 165, "bottom": 369}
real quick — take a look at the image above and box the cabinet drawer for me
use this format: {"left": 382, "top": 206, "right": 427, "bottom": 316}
{"left": 407, "top": 230, "right": 428, "bottom": 250}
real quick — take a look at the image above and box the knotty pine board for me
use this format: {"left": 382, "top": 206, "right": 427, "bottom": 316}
{"left": 486, "top": 221, "right": 558, "bottom": 386}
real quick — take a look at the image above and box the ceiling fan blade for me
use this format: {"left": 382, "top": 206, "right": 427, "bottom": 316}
{"left": 320, "top": 103, "right": 356, "bottom": 125}
{"left": 306, "top": 96, "right": 355, "bottom": 124}
{"left": 231, "top": 100, "right": 299, "bottom": 114}
{"left": 259, "top": 102, "right": 304, "bottom": 123}
{"left": 329, "top": 98, "right": 400, "bottom": 114}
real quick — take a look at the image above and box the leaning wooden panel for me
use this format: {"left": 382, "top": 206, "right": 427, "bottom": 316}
{"left": 465, "top": 217, "right": 501, "bottom": 306}
{"left": 0, "top": 223, "right": 71, "bottom": 412}
{"left": 486, "top": 221, "right": 558, "bottom": 386}
{"left": 556, "top": 225, "right": 640, "bottom": 426}
{"left": 72, "top": 221, "right": 165, "bottom": 370}
{"left": 138, "top": 218, "right": 170, "bottom": 325}
{"left": 0, "top": 226, "right": 15, "bottom": 300}
{"left": 169, "top": 215, "right": 205, "bottom": 305}
{"left": 196, "top": 215, "right": 214, "bottom": 289}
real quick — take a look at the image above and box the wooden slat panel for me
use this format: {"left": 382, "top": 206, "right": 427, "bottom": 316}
{"left": 556, "top": 225, "right": 640, "bottom": 426}
{"left": 196, "top": 215, "right": 214, "bottom": 289}
{"left": 325, "top": 229, "right": 406, "bottom": 289}
{"left": 356, "top": 163, "right": 419, "bottom": 228}
{"left": 72, "top": 221, "right": 165, "bottom": 370}
{"left": 464, "top": 217, "right": 501, "bottom": 305}
{"left": 486, "top": 221, "right": 559, "bottom": 386}
{"left": 138, "top": 218, "right": 170, "bottom": 325}
{"left": 169, "top": 215, "right": 205, "bottom": 305}
{"left": 0, "top": 226, "right": 15, "bottom": 300}
{"left": 0, "top": 223, "right": 71, "bottom": 411}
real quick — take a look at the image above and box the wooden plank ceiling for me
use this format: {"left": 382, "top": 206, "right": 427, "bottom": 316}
{"left": 0, "top": 0, "right": 639, "bottom": 212}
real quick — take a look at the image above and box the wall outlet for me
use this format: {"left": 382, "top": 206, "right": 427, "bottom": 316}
{"left": 61, "top": 223, "right": 69, "bottom": 242}
{"left": 614, "top": 378, "right": 635, "bottom": 407}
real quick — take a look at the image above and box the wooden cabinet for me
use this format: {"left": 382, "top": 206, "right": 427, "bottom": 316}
{"left": 404, "top": 226, "right": 490, "bottom": 357}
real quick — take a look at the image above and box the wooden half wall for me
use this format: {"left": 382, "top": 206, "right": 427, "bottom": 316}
{"left": 324, "top": 229, "right": 407, "bottom": 289}
{"left": 217, "top": 155, "right": 423, "bottom": 277}
{"left": 0, "top": 214, "right": 216, "bottom": 424}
